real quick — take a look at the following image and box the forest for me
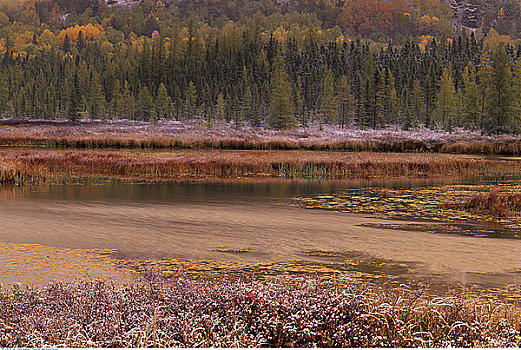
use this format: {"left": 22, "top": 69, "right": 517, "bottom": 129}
{"left": 1, "top": 0, "right": 521, "bottom": 133}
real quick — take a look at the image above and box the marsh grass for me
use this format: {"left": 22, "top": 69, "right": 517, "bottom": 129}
{"left": 0, "top": 273, "right": 520, "bottom": 347}
{"left": 4, "top": 121, "right": 521, "bottom": 155}
{"left": 1, "top": 150, "right": 520, "bottom": 185}
{"left": 463, "top": 191, "right": 521, "bottom": 219}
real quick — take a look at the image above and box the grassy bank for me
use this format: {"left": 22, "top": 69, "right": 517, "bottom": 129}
{"left": 0, "top": 273, "right": 519, "bottom": 347}
{"left": 0, "top": 149, "right": 520, "bottom": 185}
{"left": 4, "top": 120, "right": 521, "bottom": 155}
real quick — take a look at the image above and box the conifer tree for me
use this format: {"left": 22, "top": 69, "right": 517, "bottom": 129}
{"left": 485, "top": 44, "right": 516, "bottom": 134}
{"left": 337, "top": 75, "right": 353, "bottom": 128}
{"left": 242, "top": 86, "right": 253, "bottom": 124}
{"left": 110, "top": 79, "right": 124, "bottom": 120}
{"left": 138, "top": 86, "right": 154, "bottom": 121}
{"left": 90, "top": 71, "right": 106, "bottom": 120}
{"left": 0, "top": 75, "right": 9, "bottom": 116}
{"left": 320, "top": 67, "right": 337, "bottom": 124}
{"left": 215, "top": 93, "right": 226, "bottom": 121}
{"left": 185, "top": 81, "right": 197, "bottom": 118}
{"left": 410, "top": 79, "right": 424, "bottom": 127}
{"left": 268, "top": 52, "right": 296, "bottom": 129}
{"left": 292, "top": 76, "right": 306, "bottom": 126}
{"left": 436, "top": 66, "right": 457, "bottom": 131}
{"left": 156, "top": 82, "right": 170, "bottom": 120}
{"left": 477, "top": 51, "right": 492, "bottom": 130}
{"left": 68, "top": 73, "right": 82, "bottom": 121}
{"left": 462, "top": 62, "right": 481, "bottom": 129}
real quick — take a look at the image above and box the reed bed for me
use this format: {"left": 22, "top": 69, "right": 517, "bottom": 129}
{"left": 1, "top": 149, "right": 520, "bottom": 184}
{"left": 4, "top": 120, "right": 521, "bottom": 154}
{"left": 0, "top": 273, "right": 519, "bottom": 347}
{"left": 463, "top": 190, "right": 521, "bottom": 219}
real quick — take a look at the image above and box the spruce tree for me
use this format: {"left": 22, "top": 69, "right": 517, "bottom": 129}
{"left": 337, "top": 75, "right": 353, "bottom": 128}
{"left": 268, "top": 53, "right": 296, "bottom": 129}
{"left": 90, "top": 71, "right": 106, "bottom": 120}
{"left": 485, "top": 43, "right": 516, "bottom": 134}
{"left": 0, "top": 75, "right": 9, "bottom": 116}
{"left": 110, "top": 79, "right": 124, "bottom": 120}
{"left": 138, "top": 86, "right": 154, "bottom": 121}
{"left": 320, "top": 67, "right": 337, "bottom": 125}
{"left": 410, "top": 79, "right": 424, "bottom": 128}
{"left": 215, "top": 93, "right": 226, "bottom": 122}
{"left": 436, "top": 66, "right": 457, "bottom": 131}
{"left": 156, "top": 83, "right": 170, "bottom": 120}
{"left": 242, "top": 86, "right": 253, "bottom": 124}
{"left": 477, "top": 51, "right": 492, "bottom": 130}
{"left": 462, "top": 62, "right": 481, "bottom": 129}
{"left": 185, "top": 81, "right": 197, "bottom": 119}
{"left": 68, "top": 73, "right": 82, "bottom": 121}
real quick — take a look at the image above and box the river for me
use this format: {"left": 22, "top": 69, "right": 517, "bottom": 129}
{"left": 1, "top": 179, "right": 521, "bottom": 290}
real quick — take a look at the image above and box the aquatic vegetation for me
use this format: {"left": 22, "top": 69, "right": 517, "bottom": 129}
{"left": 0, "top": 273, "right": 520, "bottom": 347}
{"left": 296, "top": 183, "right": 521, "bottom": 228}
{"left": 1, "top": 149, "right": 521, "bottom": 185}
{"left": 463, "top": 191, "right": 521, "bottom": 219}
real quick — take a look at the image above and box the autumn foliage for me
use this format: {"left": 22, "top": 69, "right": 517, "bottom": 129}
{"left": 337, "top": 0, "right": 413, "bottom": 37}
{"left": 57, "top": 23, "right": 105, "bottom": 45}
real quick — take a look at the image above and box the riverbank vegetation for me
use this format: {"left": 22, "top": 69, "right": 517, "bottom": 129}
{"left": 0, "top": 273, "right": 520, "bottom": 347}
{"left": 1, "top": 149, "right": 520, "bottom": 185}
{"left": 8, "top": 121, "right": 521, "bottom": 155}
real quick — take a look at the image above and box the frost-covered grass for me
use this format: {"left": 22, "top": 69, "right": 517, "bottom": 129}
{"left": 2, "top": 119, "right": 521, "bottom": 154}
{"left": 0, "top": 272, "right": 520, "bottom": 347}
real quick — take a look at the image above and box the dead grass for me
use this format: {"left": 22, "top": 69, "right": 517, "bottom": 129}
{"left": 0, "top": 149, "right": 519, "bottom": 184}
{"left": 0, "top": 272, "right": 520, "bottom": 347}
{"left": 3, "top": 120, "right": 521, "bottom": 154}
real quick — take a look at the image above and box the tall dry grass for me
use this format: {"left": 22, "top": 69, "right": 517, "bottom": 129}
{"left": 1, "top": 150, "right": 520, "bottom": 184}
{"left": 4, "top": 121, "right": 521, "bottom": 154}
{"left": 0, "top": 273, "right": 519, "bottom": 347}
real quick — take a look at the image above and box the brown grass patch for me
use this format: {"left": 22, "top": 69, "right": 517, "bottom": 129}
{"left": 0, "top": 149, "right": 519, "bottom": 184}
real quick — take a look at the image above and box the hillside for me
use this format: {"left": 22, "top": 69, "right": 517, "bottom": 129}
{"left": 0, "top": 0, "right": 519, "bottom": 134}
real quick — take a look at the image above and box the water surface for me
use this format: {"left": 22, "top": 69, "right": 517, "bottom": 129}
{"left": 2, "top": 179, "right": 521, "bottom": 289}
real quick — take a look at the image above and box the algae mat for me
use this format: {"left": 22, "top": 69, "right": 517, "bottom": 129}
{"left": 295, "top": 182, "right": 521, "bottom": 230}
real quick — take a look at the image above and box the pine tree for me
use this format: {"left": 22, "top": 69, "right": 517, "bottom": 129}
{"left": 410, "top": 79, "right": 424, "bottom": 128}
{"left": 138, "top": 86, "right": 154, "bottom": 121}
{"left": 90, "top": 71, "right": 105, "bottom": 120}
{"left": 436, "top": 65, "right": 457, "bottom": 131}
{"left": 156, "top": 82, "right": 170, "bottom": 120}
{"left": 242, "top": 86, "right": 253, "bottom": 124}
{"left": 215, "top": 93, "right": 226, "bottom": 122}
{"left": 0, "top": 75, "right": 9, "bottom": 116}
{"left": 485, "top": 43, "right": 516, "bottom": 134}
{"left": 268, "top": 53, "right": 296, "bottom": 129}
{"left": 369, "top": 68, "right": 385, "bottom": 129}
{"left": 320, "top": 67, "right": 337, "bottom": 124}
{"left": 110, "top": 79, "right": 124, "bottom": 120}
{"left": 68, "top": 73, "right": 82, "bottom": 121}
{"left": 477, "top": 51, "right": 492, "bottom": 130}
{"left": 462, "top": 62, "right": 481, "bottom": 129}
{"left": 122, "top": 80, "right": 133, "bottom": 119}
{"left": 337, "top": 75, "right": 353, "bottom": 128}
{"left": 383, "top": 69, "right": 399, "bottom": 126}
{"left": 292, "top": 76, "right": 306, "bottom": 126}
{"left": 185, "top": 81, "right": 197, "bottom": 119}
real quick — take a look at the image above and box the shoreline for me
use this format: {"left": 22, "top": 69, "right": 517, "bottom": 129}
{"left": 4, "top": 120, "right": 521, "bottom": 155}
